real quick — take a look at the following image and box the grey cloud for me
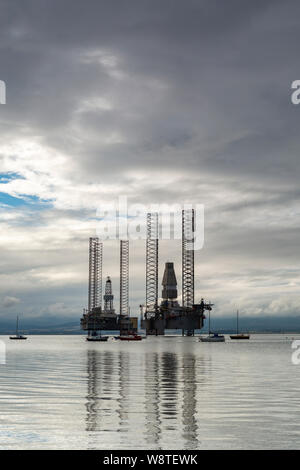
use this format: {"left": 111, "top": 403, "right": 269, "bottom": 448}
{"left": 0, "top": 0, "right": 299, "bottom": 320}
{"left": 2, "top": 295, "right": 20, "bottom": 307}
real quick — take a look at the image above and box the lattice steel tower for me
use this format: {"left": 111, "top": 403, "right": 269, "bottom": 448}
{"left": 88, "top": 237, "right": 102, "bottom": 311}
{"left": 146, "top": 212, "right": 159, "bottom": 317}
{"left": 182, "top": 209, "right": 195, "bottom": 308}
{"left": 120, "top": 240, "right": 129, "bottom": 317}
{"left": 104, "top": 276, "right": 114, "bottom": 312}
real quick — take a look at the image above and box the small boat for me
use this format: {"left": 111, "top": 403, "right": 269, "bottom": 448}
{"left": 10, "top": 316, "right": 27, "bottom": 340}
{"left": 230, "top": 334, "right": 250, "bottom": 340}
{"left": 199, "top": 310, "right": 225, "bottom": 342}
{"left": 199, "top": 333, "right": 225, "bottom": 342}
{"left": 117, "top": 334, "right": 142, "bottom": 341}
{"left": 86, "top": 335, "right": 108, "bottom": 342}
{"left": 10, "top": 335, "right": 27, "bottom": 340}
{"left": 230, "top": 310, "right": 250, "bottom": 340}
{"left": 86, "top": 331, "right": 108, "bottom": 342}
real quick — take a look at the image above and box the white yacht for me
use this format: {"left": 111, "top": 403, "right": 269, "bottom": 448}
{"left": 199, "top": 310, "right": 225, "bottom": 342}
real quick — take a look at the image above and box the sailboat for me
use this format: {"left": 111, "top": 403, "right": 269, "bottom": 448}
{"left": 86, "top": 332, "right": 108, "bottom": 342}
{"left": 86, "top": 314, "right": 108, "bottom": 341}
{"left": 116, "top": 325, "right": 142, "bottom": 341}
{"left": 117, "top": 333, "right": 142, "bottom": 341}
{"left": 115, "top": 312, "right": 143, "bottom": 341}
{"left": 10, "top": 316, "right": 27, "bottom": 340}
{"left": 199, "top": 309, "right": 225, "bottom": 342}
{"left": 230, "top": 310, "right": 250, "bottom": 340}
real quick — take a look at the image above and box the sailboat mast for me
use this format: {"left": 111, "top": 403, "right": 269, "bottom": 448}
{"left": 16, "top": 316, "right": 19, "bottom": 336}
{"left": 237, "top": 310, "right": 239, "bottom": 334}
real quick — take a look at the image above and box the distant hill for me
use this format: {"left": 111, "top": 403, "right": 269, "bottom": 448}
{"left": 201, "top": 315, "right": 300, "bottom": 333}
{"left": 0, "top": 317, "right": 83, "bottom": 335}
{"left": 0, "top": 315, "right": 300, "bottom": 334}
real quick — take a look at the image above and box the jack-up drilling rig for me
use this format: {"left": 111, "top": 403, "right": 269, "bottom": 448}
{"left": 80, "top": 238, "right": 138, "bottom": 335}
{"left": 141, "top": 209, "right": 213, "bottom": 335}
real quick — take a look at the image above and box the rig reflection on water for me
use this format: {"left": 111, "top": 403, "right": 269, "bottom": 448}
{"left": 85, "top": 346, "right": 204, "bottom": 449}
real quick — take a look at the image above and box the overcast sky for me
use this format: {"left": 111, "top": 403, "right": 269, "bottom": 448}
{"left": 0, "top": 0, "right": 300, "bottom": 323}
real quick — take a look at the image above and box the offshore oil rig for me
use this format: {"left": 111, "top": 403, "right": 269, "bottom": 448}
{"left": 80, "top": 239, "right": 138, "bottom": 337}
{"left": 141, "top": 210, "right": 213, "bottom": 335}
{"left": 80, "top": 209, "right": 213, "bottom": 336}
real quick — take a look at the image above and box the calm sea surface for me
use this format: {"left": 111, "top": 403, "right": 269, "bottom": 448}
{"left": 0, "top": 334, "right": 299, "bottom": 449}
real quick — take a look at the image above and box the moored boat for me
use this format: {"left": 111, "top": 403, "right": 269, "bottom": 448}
{"left": 117, "top": 334, "right": 142, "bottom": 341}
{"left": 86, "top": 329, "right": 109, "bottom": 341}
{"left": 230, "top": 310, "right": 250, "bottom": 340}
{"left": 10, "top": 316, "right": 27, "bottom": 340}
{"left": 230, "top": 333, "right": 250, "bottom": 340}
{"left": 10, "top": 335, "right": 27, "bottom": 340}
{"left": 86, "top": 335, "right": 109, "bottom": 342}
{"left": 199, "top": 310, "right": 225, "bottom": 342}
{"left": 199, "top": 333, "right": 225, "bottom": 343}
